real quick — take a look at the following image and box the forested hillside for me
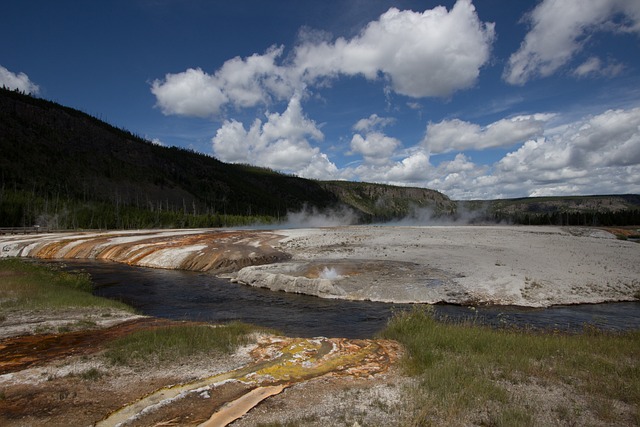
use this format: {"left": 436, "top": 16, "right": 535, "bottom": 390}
{"left": 2, "top": 88, "right": 637, "bottom": 229}
{"left": 483, "top": 195, "right": 640, "bottom": 226}
{"left": 0, "top": 88, "right": 451, "bottom": 229}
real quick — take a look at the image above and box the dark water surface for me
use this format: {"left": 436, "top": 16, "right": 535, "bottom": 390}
{"left": 55, "top": 260, "right": 640, "bottom": 338}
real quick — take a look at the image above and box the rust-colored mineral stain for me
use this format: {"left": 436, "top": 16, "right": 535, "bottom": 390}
{"left": 29, "top": 230, "right": 291, "bottom": 273}
{"left": 0, "top": 318, "right": 174, "bottom": 375}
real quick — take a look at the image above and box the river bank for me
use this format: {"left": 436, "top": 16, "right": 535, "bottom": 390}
{"left": 2, "top": 225, "right": 639, "bottom": 307}
{"left": 58, "top": 259, "right": 640, "bottom": 337}
{"left": 1, "top": 259, "right": 639, "bottom": 426}
{"left": 0, "top": 260, "right": 407, "bottom": 426}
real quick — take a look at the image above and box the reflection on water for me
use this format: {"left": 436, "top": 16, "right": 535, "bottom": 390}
{"left": 54, "top": 260, "right": 640, "bottom": 339}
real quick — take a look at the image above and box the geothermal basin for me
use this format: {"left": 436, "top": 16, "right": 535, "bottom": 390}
{"left": 1, "top": 225, "right": 639, "bottom": 308}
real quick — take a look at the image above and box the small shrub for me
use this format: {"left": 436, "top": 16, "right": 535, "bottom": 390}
{"left": 79, "top": 368, "right": 104, "bottom": 381}
{"left": 74, "top": 319, "right": 97, "bottom": 329}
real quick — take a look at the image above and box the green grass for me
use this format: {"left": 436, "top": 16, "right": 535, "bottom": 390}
{"left": 0, "top": 258, "right": 133, "bottom": 314}
{"left": 380, "top": 306, "right": 640, "bottom": 426}
{"left": 104, "top": 321, "right": 265, "bottom": 366}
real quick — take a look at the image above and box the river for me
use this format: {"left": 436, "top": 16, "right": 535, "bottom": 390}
{"left": 55, "top": 260, "right": 640, "bottom": 338}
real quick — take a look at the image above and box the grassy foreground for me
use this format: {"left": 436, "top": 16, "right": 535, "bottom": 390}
{"left": 0, "top": 258, "right": 133, "bottom": 315}
{"left": 105, "top": 322, "right": 265, "bottom": 366}
{"left": 380, "top": 307, "right": 640, "bottom": 426}
{"left": 0, "top": 258, "right": 269, "bottom": 365}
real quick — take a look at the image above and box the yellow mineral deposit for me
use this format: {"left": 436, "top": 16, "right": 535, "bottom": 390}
{"left": 95, "top": 336, "right": 399, "bottom": 427}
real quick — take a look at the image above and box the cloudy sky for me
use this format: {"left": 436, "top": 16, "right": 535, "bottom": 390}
{"left": 2, "top": 0, "right": 640, "bottom": 199}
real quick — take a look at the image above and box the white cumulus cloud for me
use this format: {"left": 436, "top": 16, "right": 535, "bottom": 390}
{"left": 423, "top": 114, "right": 550, "bottom": 154}
{"left": 350, "top": 132, "right": 401, "bottom": 166}
{"left": 0, "top": 65, "right": 39, "bottom": 94}
{"left": 151, "top": 46, "right": 294, "bottom": 118}
{"left": 488, "top": 107, "right": 640, "bottom": 197}
{"left": 293, "top": 0, "right": 495, "bottom": 98}
{"left": 349, "top": 114, "right": 400, "bottom": 166}
{"left": 504, "top": 0, "right": 640, "bottom": 85}
{"left": 352, "top": 114, "right": 395, "bottom": 132}
{"left": 215, "top": 45, "right": 294, "bottom": 107}
{"left": 346, "top": 107, "right": 640, "bottom": 199}
{"left": 151, "top": 1, "right": 495, "bottom": 117}
{"left": 151, "top": 68, "right": 228, "bottom": 117}
{"left": 350, "top": 151, "right": 432, "bottom": 185}
{"left": 211, "top": 95, "right": 338, "bottom": 178}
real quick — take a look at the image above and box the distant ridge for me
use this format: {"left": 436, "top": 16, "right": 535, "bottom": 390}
{"left": 473, "top": 195, "right": 640, "bottom": 226}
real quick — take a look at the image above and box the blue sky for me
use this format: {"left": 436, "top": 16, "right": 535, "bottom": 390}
{"left": 2, "top": 0, "right": 640, "bottom": 199}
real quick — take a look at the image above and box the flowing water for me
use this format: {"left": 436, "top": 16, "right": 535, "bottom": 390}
{"left": 54, "top": 260, "right": 640, "bottom": 338}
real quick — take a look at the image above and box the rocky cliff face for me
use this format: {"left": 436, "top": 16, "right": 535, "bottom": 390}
{"left": 321, "top": 181, "right": 455, "bottom": 221}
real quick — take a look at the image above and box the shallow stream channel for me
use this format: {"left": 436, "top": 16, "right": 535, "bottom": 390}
{"left": 55, "top": 260, "right": 640, "bottom": 338}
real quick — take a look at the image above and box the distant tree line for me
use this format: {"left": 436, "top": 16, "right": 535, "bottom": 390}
{"left": 0, "top": 87, "right": 342, "bottom": 229}
{"left": 0, "top": 188, "right": 275, "bottom": 230}
{"left": 491, "top": 209, "right": 640, "bottom": 226}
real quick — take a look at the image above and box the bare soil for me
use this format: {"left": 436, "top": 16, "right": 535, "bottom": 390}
{"left": 0, "top": 311, "right": 407, "bottom": 427}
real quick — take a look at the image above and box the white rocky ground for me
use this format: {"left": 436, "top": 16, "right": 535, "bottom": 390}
{"left": 235, "top": 225, "right": 640, "bottom": 307}
{"left": 2, "top": 225, "right": 639, "bottom": 307}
